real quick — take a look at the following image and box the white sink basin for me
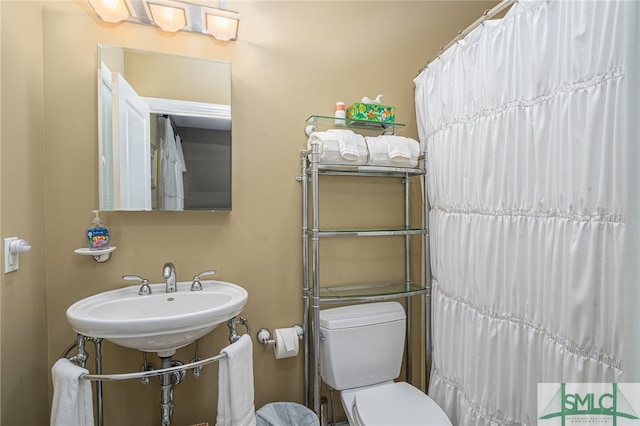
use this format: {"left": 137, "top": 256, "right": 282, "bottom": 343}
{"left": 66, "top": 280, "right": 248, "bottom": 356}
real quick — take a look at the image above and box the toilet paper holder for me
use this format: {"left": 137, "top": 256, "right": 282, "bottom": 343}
{"left": 257, "top": 325, "right": 304, "bottom": 346}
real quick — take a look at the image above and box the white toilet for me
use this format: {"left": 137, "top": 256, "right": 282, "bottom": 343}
{"left": 319, "top": 301, "right": 451, "bottom": 426}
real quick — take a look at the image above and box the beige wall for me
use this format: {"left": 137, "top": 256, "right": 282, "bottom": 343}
{"left": 124, "top": 49, "right": 231, "bottom": 104}
{"left": 1, "top": 0, "right": 495, "bottom": 424}
{"left": 0, "top": 1, "right": 49, "bottom": 425}
{"left": 0, "top": 3, "right": 3, "bottom": 421}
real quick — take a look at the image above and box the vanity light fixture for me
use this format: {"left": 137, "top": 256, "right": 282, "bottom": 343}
{"left": 87, "top": 0, "right": 240, "bottom": 41}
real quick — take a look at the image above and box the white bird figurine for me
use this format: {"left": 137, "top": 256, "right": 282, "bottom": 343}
{"left": 361, "top": 94, "right": 383, "bottom": 105}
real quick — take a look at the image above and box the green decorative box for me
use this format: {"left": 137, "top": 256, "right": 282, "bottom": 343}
{"left": 346, "top": 102, "right": 396, "bottom": 123}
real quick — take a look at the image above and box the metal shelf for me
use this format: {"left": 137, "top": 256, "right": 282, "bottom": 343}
{"left": 308, "top": 163, "right": 425, "bottom": 177}
{"left": 306, "top": 114, "right": 405, "bottom": 132}
{"left": 317, "top": 282, "right": 428, "bottom": 304}
{"left": 300, "top": 116, "right": 431, "bottom": 418}
{"left": 313, "top": 228, "right": 427, "bottom": 238}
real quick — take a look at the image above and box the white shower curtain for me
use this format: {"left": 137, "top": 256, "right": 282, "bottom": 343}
{"left": 414, "top": 1, "right": 636, "bottom": 424}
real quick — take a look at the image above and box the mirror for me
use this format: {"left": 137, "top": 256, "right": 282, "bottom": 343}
{"left": 97, "top": 45, "right": 231, "bottom": 211}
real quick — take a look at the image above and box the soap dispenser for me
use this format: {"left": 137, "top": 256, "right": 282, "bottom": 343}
{"left": 86, "top": 210, "right": 110, "bottom": 250}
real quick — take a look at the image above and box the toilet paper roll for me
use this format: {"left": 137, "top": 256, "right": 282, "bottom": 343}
{"left": 273, "top": 327, "right": 299, "bottom": 359}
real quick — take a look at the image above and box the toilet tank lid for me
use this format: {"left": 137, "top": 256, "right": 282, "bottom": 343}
{"left": 319, "top": 302, "right": 406, "bottom": 330}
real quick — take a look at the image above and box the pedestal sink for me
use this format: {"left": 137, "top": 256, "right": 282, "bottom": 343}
{"left": 66, "top": 280, "right": 248, "bottom": 356}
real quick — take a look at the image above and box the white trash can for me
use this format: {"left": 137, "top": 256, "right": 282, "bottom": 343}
{"left": 255, "top": 402, "right": 319, "bottom": 426}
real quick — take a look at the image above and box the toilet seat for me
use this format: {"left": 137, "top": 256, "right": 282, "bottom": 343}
{"left": 351, "top": 382, "right": 451, "bottom": 426}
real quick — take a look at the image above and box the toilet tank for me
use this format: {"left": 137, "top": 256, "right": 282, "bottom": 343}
{"left": 319, "top": 302, "right": 406, "bottom": 391}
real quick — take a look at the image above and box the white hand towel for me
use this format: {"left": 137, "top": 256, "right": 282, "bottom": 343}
{"left": 364, "top": 136, "right": 388, "bottom": 165}
{"left": 307, "top": 132, "right": 368, "bottom": 165}
{"left": 50, "top": 358, "right": 94, "bottom": 426}
{"left": 386, "top": 136, "right": 412, "bottom": 160}
{"left": 327, "top": 129, "right": 366, "bottom": 161}
{"left": 216, "top": 334, "right": 256, "bottom": 426}
{"left": 365, "top": 136, "right": 420, "bottom": 167}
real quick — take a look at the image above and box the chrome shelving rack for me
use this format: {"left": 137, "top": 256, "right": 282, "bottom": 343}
{"left": 299, "top": 116, "right": 432, "bottom": 417}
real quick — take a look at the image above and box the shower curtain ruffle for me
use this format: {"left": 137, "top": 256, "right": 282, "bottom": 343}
{"left": 415, "top": 0, "right": 631, "bottom": 424}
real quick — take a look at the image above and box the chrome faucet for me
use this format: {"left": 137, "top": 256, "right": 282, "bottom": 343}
{"left": 162, "top": 262, "right": 177, "bottom": 293}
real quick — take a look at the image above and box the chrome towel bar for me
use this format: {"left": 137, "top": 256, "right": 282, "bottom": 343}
{"left": 79, "top": 352, "right": 226, "bottom": 382}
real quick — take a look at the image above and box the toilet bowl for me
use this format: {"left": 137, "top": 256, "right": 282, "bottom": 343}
{"left": 319, "top": 302, "right": 451, "bottom": 426}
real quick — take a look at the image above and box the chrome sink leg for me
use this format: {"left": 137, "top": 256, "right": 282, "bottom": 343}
{"left": 191, "top": 340, "right": 202, "bottom": 378}
{"left": 93, "top": 338, "right": 104, "bottom": 426}
{"left": 140, "top": 352, "right": 156, "bottom": 385}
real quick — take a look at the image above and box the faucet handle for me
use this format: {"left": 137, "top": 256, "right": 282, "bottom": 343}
{"left": 123, "top": 274, "right": 147, "bottom": 282}
{"left": 123, "top": 275, "right": 152, "bottom": 295}
{"left": 191, "top": 270, "right": 217, "bottom": 291}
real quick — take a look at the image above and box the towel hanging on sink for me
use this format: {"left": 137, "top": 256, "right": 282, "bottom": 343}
{"left": 50, "top": 358, "right": 94, "bottom": 426}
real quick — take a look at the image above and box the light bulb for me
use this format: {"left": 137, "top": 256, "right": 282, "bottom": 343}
{"left": 205, "top": 13, "right": 239, "bottom": 41}
{"left": 148, "top": 2, "right": 188, "bottom": 32}
{"left": 88, "top": 0, "right": 131, "bottom": 23}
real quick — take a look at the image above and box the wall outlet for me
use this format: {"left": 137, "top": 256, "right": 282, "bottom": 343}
{"left": 4, "top": 237, "right": 19, "bottom": 273}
